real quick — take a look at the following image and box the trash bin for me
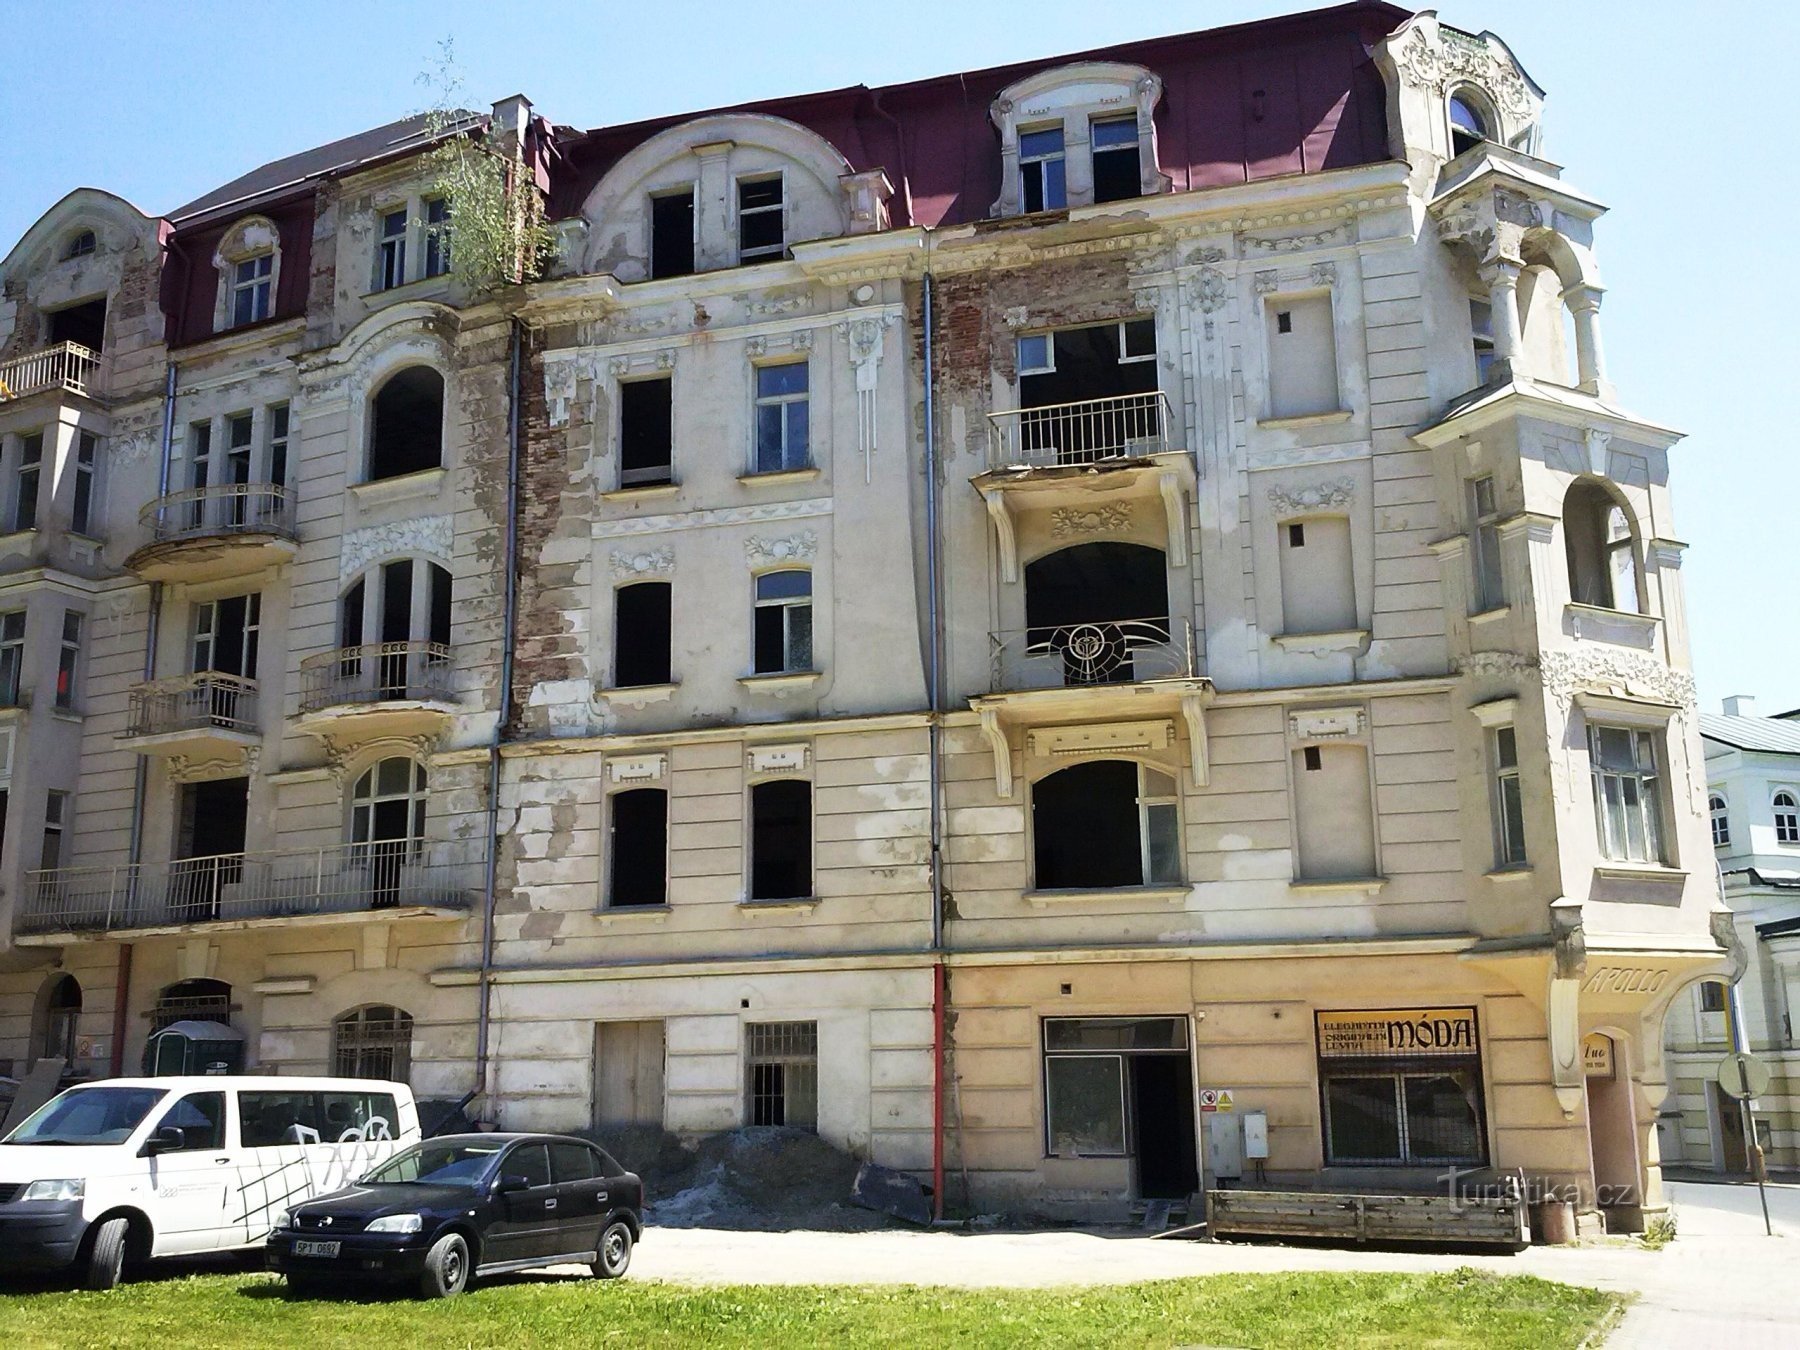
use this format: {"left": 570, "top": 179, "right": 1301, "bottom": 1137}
{"left": 1531, "top": 1199, "right": 1577, "bottom": 1245}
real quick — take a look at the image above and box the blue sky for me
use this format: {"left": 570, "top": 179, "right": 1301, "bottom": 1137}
{"left": 2, "top": 1, "right": 1791, "bottom": 714}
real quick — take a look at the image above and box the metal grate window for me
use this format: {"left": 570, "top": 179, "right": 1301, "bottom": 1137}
{"left": 333, "top": 1004, "right": 414, "bottom": 1083}
{"left": 745, "top": 1021, "right": 818, "bottom": 1131}
{"left": 150, "top": 990, "right": 232, "bottom": 1033}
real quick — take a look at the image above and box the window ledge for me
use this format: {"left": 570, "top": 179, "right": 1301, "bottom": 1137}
{"left": 595, "top": 681, "right": 679, "bottom": 709}
{"left": 1485, "top": 865, "right": 1535, "bottom": 883}
{"left": 1565, "top": 602, "right": 1661, "bottom": 648}
{"left": 1289, "top": 876, "right": 1387, "bottom": 896}
{"left": 1025, "top": 885, "right": 1190, "bottom": 908}
{"left": 737, "top": 466, "right": 821, "bottom": 487}
{"left": 739, "top": 897, "right": 819, "bottom": 915}
{"left": 595, "top": 904, "right": 672, "bottom": 925}
{"left": 50, "top": 708, "right": 84, "bottom": 724}
{"left": 349, "top": 466, "right": 449, "bottom": 507}
{"left": 362, "top": 274, "right": 454, "bottom": 303}
{"left": 0, "top": 704, "right": 28, "bottom": 722}
{"left": 1255, "top": 409, "right": 1354, "bottom": 430}
{"left": 1593, "top": 864, "right": 1687, "bottom": 885}
{"left": 738, "top": 670, "right": 822, "bottom": 696}
{"left": 601, "top": 481, "right": 680, "bottom": 502}
{"left": 1272, "top": 629, "right": 1370, "bottom": 656}
{"left": 1469, "top": 605, "right": 1513, "bottom": 626}
{"left": 0, "top": 528, "right": 36, "bottom": 550}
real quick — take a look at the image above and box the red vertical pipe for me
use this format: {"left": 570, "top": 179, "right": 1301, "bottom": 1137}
{"left": 932, "top": 960, "right": 946, "bottom": 1220}
{"left": 109, "top": 943, "right": 132, "bottom": 1077}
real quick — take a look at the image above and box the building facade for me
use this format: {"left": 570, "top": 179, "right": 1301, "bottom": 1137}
{"left": 0, "top": 6, "right": 1724, "bottom": 1230}
{"left": 1660, "top": 697, "right": 1800, "bottom": 1172}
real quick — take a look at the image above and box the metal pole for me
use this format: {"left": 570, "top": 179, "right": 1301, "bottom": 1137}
{"left": 1726, "top": 980, "right": 1772, "bottom": 1236}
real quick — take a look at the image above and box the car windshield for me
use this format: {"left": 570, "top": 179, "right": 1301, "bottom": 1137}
{"left": 362, "top": 1140, "right": 503, "bottom": 1187}
{"left": 3, "top": 1086, "right": 169, "bottom": 1146}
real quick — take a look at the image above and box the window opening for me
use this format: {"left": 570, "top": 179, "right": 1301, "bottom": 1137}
{"left": 1020, "top": 125, "right": 1067, "bottom": 212}
{"left": 619, "top": 377, "right": 674, "bottom": 486}
{"left": 737, "top": 176, "right": 784, "bottom": 262}
{"left": 193, "top": 593, "right": 261, "bottom": 681}
{"left": 1700, "top": 982, "right": 1728, "bottom": 1015}
{"left": 40, "top": 974, "right": 82, "bottom": 1067}
{"left": 378, "top": 207, "right": 408, "bottom": 291}
{"left": 749, "top": 778, "right": 811, "bottom": 901}
{"left": 369, "top": 366, "right": 444, "bottom": 480}
{"left": 1090, "top": 115, "right": 1142, "bottom": 204}
{"left": 1023, "top": 542, "right": 1169, "bottom": 686}
{"left": 1776, "top": 791, "right": 1800, "bottom": 845}
{"left": 1589, "top": 724, "right": 1664, "bottom": 863}
{"left": 70, "top": 432, "right": 98, "bottom": 535}
{"left": 351, "top": 757, "right": 428, "bottom": 906}
{"left": 232, "top": 253, "right": 273, "bottom": 326}
{"left": 54, "top": 610, "right": 81, "bottom": 710}
{"left": 268, "top": 404, "right": 290, "bottom": 489}
{"left": 41, "top": 790, "right": 68, "bottom": 872}
{"left": 1033, "top": 760, "right": 1180, "bottom": 890}
{"left": 172, "top": 777, "right": 247, "bottom": 920}
{"left": 48, "top": 299, "right": 106, "bottom": 351}
{"left": 1709, "top": 795, "right": 1730, "bottom": 849}
{"left": 424, "top": 197, "right": 452, "bottom": 278}
{"left": 1016, "top": 321, "right": 1159, "bottom": 464}
{"left": 64, "top": 230, "right": 96, "bottom": 260}
{"left": 609, "top": 788, "right": 668, "bottom": 909}
{"left": 650, "top": 189, "right": 696, "bottom": 279}
{"left": 745, "top": 1021, "right": 818, "bottom": 1129}
{"left": 614, "top": 582, "right": 672, "bottom": 687}
{"left": 752, "top": 361, "right": 809, "bottom": 473}
{"left": 1469, "top": 476, "right": 1504, "bottom": 611}
{"left": 150, "top": 978, "right": 232, "bottom": 1033}
{"left": 14, "top": 430, "right": 42, "bottom": 531}
{"left": 1449, "top": 94, "right": 1489, "bottom": 157}
{"left": 753, "top": 570, "right": 812, "bottom": 674}
{"left": 333, "top": 1005, "right": 414, "bottom": 1082}
{"left": 1493, "top": 726, "right": 1527, "bottom": 867}
{"left": 1042, "top": 1016, "right": 1196, "bottom": 1198}
{"left": 0, "top": 610, "right": 25, "bottom": 707}
{"left": 186, "top": 420, "right": 212, "bottom": 529}
{"left": 1470, "top": 298, "right": 1497, "bottom": 383}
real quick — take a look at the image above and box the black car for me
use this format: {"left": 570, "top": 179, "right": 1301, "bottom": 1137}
{"left": 266, "top": 1133, "right": 643, "bottom": 1298}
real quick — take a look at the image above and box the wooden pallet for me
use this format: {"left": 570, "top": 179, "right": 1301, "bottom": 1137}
{"left": 1205, "top": 1188, "right": 1528, "bottom": 1248}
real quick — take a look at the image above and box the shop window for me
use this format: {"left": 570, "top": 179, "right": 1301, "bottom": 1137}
{"left": 745, "top": 1021, "right": 817, "bottom": 1130}
{"left": 1468, "top": 476, "right": 1504, "bottom": 612}
{"left": 1090, "top": 115, "right": 1141, "bottom": 204}
{"left": 650, "top": 189, "right": 696, "bottom": 279}
{"left": 1491, "top": 726, "right": 1527, "bottom": 868}
{"left": 1588, "top": 724, "right": 1665, "bottom": 864}
{"left": 1563, "top": 481, "right": 1641, "bottom": 613}
{"left": 1020, "top": 125, "right": 1067, "bottom": 212}
{"left": 752, "top": 570, "right": 812, "bottom": 674}
{"left": 332, "top": 1005, "right": 413, "bottom": 1083}
{"left": 1265, "top": 293, "right": 1339, "bottom": 419}
{"left": 737, "top": 176, "right": 784, "bottom": 262}
{"left": 619, "top": 376, "right": 674, "bottom": 487}
{"left": 1317, "top": 1009, "right": 1486, "bottom": 1166}
{"left": 1042, "top": 1016, "right": 1198, "bottom": 1198}
{"left": 1776, "top": 791, "right": 1800, "bottom": 846}
{"left": 752, "top": 361, "right": 810, "bottom": 474}
{"left": 1033, "top": 760, "right": 1180, "bottom": 890}
{"left": 1709, "top": 795, "right": 1730, "bottom": 849}
{"left": 614, "top": 582, "right": 672, "bottom": 687}
{"left": 1293, "top": 741, "right": 1377, "bottom": 880}
{"left": 609, "top": 788, "right": 668, "bottom": 909}
{"left": 749, "top": 778, "right": 811, "bottom": 901}
{"left": 1278, "top": 516, "right": 1356, "bottom": 635}
{"left": 368, "top": 366, "right": 444, "bottom": 480}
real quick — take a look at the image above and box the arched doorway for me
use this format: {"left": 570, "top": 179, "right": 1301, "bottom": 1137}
{"left": 33, "top": 974, "right": 81, "bottom": 1069}
{"left": 1584, "top": 1032, "right": 1643, "bottom": 1218}
{"left": 1024, "top": 542, "right": 1169, "bottom": 685}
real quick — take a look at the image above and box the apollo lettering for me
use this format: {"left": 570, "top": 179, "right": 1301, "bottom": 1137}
{"left": 1582, "top": 968, "right": 1670, "bottom": 996}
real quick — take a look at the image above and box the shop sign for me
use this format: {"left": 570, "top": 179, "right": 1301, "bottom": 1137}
{"left": 1316, "top": 1008, "right": 1478, "bottom": 1059}
{"left": 1198, "top": 1088, "right": 1235, "bottom": 1114}
{"left": 1582, "top": 1034, "right": 1615, "bottom": 1079}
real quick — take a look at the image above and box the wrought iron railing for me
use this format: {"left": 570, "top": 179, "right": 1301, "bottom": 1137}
{"left": 989, "top": 616, "right": 1195, "bottom": 690}
{"left": 140, "top": 483, "right": 295, "bottom": 543}
{"left": 124, "top": 671, "right": 258, "bottom": 738}
{"left": 986, "top": 391, "right": 1172, "bottom": 469}
{"left": 299, "top": 641, "right": 455, "bottom": 713}
{"left": 16, "top": 838, "right": 487, "bottom": 936}
{"left": 0, "top": 341, "right": 99, "bottom": 401}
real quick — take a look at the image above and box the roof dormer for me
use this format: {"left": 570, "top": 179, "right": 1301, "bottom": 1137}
{"left": 988, "top": 62, "right": 1170, "bottom": 219}
{"left": 1376, "top": 15, "right": 1546, "bottom": 175}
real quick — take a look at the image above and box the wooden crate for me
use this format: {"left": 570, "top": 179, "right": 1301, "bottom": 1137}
{"left": 1205, "top": 1188, "right": 1529, "bottom": 1248}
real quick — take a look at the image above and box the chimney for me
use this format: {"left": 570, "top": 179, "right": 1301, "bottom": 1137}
{"left": 1722, "top": 695, "right": 1758, "bottom": 718}
{"left": 489, "top": 94, "right": 533, "bottom": 160}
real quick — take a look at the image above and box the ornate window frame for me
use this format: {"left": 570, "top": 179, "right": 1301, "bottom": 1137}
{"left": 988, "top": 62, "right": 1171, "bottom": 218}
{"left": 212, "top": 215, "right": 282, "bottom": 333}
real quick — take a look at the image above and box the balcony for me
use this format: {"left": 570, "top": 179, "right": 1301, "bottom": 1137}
{"left": 990, "top": 617, "right": 1196, "bottom": 692}
{"left": 975, "top": 392, "right": 1193, "bottom": 583}
{"left": 295, "top": 641, "right": 457, "bottom": 745}
{"left": 126, "top": 483, "right": 298, "bottom": 582}
{"left": 0, "top": 341, "right": 99, "bottom": 403}
{"left": 13, "top": 839, "right": 485, "bottom": 942}
{"left": 119, "top": 672, "right": 259, "bottom": 766}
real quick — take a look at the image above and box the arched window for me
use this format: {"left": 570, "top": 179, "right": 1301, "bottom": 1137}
{"left": 753, "top": 570, "right": 813, "bottom": 675}
{"left": 351, "top": 759, "right": 428, "bottom": 907}
{"left": 1024, "top": 542, "right": 1170, "bottom": 686}
{"left": 368, "top": 366, "right": 444, "bottom": 481}
{"left": 1562, "top": 481, "right": 1641, "bottom": 613}
{"left": 1776, "top": 791, "right": 1800, "bottom": 846}
{"left": 326, "top": 559, "right": 453, "bottom": 706}
{"left": 152, "top": 978, "right": 232, "bottom": 1032}
{"left": 63, "top": 229, "right": 97, "bottom": 260}
{"left": 1710, "top": 795, "right": 1731, "bottom": 849}
{"left": 36, "top": 974, "right": 81, "bottom": 1068}
{"left": 1033, "top": 760, "right": 1180, "bottom": 890}
{"left": 332, "top": 1005, "right": 414, "bottom": 1082}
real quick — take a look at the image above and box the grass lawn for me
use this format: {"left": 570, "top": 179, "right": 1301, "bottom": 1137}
{"left": 0, "top": 1267, "right": 1619, "bottom": 1348}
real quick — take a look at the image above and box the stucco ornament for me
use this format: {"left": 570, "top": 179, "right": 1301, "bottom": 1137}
{"left": 1394, "top": 25, "right": 1532, "bottom": 117}
{"left": 1538, "top": 650, "right": 1698, "bottom": 714}
{"left": 609, "top": 546, "right": 675, "bottom": 578}
{"left": 745, "top": 531, "right": 818, "bottom": 566}
{"left": 1050, "top": 505, "right": 1132, "bottom": 537}
{"left": 544, "top": 352, "right": 596, "bottom": 429}
{"left": 1191, "top": 268, "right": 1229, "bottom": 314}
{"left": 341, "top": 514, "right": 455, "bottom": 582}
{"left": 1267, "top": 480, "right": 1355, "bottom": 517}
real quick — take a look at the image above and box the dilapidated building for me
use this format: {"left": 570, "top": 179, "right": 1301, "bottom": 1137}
{"left": 0, "top": 4, "right": 1724, "bottom": 1232}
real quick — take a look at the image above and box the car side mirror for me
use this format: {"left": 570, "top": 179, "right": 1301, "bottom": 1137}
{"left": 141, "top": 1125, "right": 186, "bottom": 1156}
{"left": 495, "top": 1173, "right": 531, "bottom": 1194}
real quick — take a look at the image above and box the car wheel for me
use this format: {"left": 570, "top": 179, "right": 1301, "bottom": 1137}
{"left": 418, "top": 1232, "right": 471, "bottom": 1300}
{"left": 593, "top": 1219, "right": 632, "bottom": 1279}
{"left": 83, "top": 1217, "right": 129, "bottom": 1291}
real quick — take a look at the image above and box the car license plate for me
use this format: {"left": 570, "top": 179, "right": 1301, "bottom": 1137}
{"left": 293, "top": 1240, "right": 341, "bottom": 1258}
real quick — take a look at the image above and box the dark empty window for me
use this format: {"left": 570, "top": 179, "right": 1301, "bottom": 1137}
{"left": 609, "top": 788, "right": 668, "bottom": 909}
{"left": 614, "top": 582, "right": 672, "bottom": 687}
{"left": 369, "top": 367, "right": 444, "bottom": 480}
{"left": 1449, "top": 94, "right": 1488, "bottom": 157}
{"left": 753, "top": 570, "right": 812, "bottom": 674}
{"left": 750, "top": 778, "right": 811, "bottom": 901}
{"left": 48, "top": 299, "right": 106, "bottom": 352}
{"left": 1020, "top": 125, "right": 1066, "bottom": 213}
{"left": 738, "top": 177, "right": 784, "bottom": 262}
{"left": 1091, "top": 116, "right": 1142, "bottom": 204}
{"left": 1033, "top": 760, "right": 1179, "bottom": 890}
{"left": 70, "top": 432, "right": 97, "bottom": 535}
{"left": 651, "top": 190, "right": 696, "bottom": 279}
{"left": 1700, "top": 981, "right": 1728, "bottom": 1014}
{"left": 620, "top": 378, "right": 673, "bottom": 486}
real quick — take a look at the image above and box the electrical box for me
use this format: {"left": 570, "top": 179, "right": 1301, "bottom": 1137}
{"left": 1242, "top": 1110, "right": 1270, "bottom": 1160}
{"left": 1205, "top": 1113, "right": 1242, "bottom": 1180}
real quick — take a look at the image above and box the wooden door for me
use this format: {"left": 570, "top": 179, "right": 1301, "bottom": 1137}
{"left": 593, "top": 1020, "right": 665, "bottom": 1129}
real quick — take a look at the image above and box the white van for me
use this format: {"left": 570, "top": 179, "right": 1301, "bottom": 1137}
{"left": 0, "top": 1075, "right": 419, "bottom": 1288}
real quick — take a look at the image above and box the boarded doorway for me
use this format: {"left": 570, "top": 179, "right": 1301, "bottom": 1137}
{"left": 1711, "top": 1081, "right": 1749, "bottom": 1173}
{"left": 594, "top": 1020, "right": 665, "bottom": 1129}
{"left": 1582, "top": 1033, "right": 1640, "bottom": 1214}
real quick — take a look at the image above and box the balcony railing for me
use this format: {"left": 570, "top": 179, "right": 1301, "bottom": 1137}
{"left": 299, "top": 641, "right": 455, "bottom": 714}
{"left": 986, "top": 391, "right": 1172, "bottom": 470}
{"left": 0, "top": 341, "right": 99, "bottom": 402}
{"left": 990, "top": 616, "right": 1196, "bottom": 691}
{"left": 124, "top": 671, "right": 258, "bottom": 738}
{"left": 16, "top": 838, "right": 487, "bottom": 937}
{"left": 141, "top": 483, "right": 295, "bottom": 543}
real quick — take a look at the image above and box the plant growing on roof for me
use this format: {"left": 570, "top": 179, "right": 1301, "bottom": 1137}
{"left": 416, "top": 40, "right": 556, "bottom": 294}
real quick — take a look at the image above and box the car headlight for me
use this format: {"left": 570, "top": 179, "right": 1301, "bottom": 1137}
{"left": 364, "top": 1213, "right": 423, "bottom": 1235}
{"left": 268, "top": 1207, "right": 291, "bottom": 1231}
{"left": 20, "top": 1178, "right": 84, "bottom": 1203}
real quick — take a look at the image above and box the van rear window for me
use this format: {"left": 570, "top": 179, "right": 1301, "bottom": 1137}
{"left": 240, "top": 1090, "right": 400, "bottom": 1146}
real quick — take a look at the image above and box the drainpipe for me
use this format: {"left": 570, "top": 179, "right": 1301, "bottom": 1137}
{"left": 475, "top": 317, "right": 524, "bottom": 1118}
{"left": 922, "top": 262, "right": 948, "bottom": 1219}
{"left": 112, "top": 360, "right": 177, "bottom": 1075}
